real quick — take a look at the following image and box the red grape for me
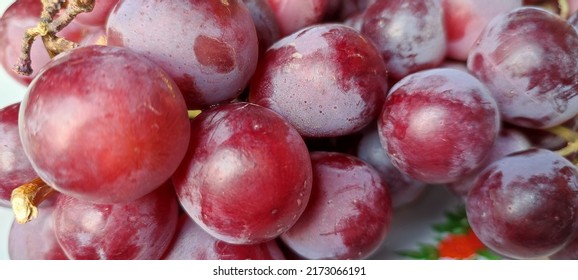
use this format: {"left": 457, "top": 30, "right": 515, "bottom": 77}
{"left": 19, "top": 45, "right": 190, "bottom": 204}
{"left": 249, "top": 24, "right": 388, "bottom": 138}
{"left": 442, "top": 0, "right": 522, "bottom": 61}
{"left": 281, "top": 151, "right": 392, "bottom": 260}
{"left": 266, "top": 0, "right": 327, "bottom": 36}
{"left": 361, "top": 0, "right": 446, "bottom": 80}
{"left": 0, "top": 102, "right": 37, "bottom": 207}
{"left": 106, "top": 0, "right": 259, "bottom": 109}
{"left": 173, "top": 102, "right": 313, "bottom": 245}
{"left": 467, "top": 7, "right": 578, "bottom": 129}
{"left": 163, "top": 215, "right": 286, "bottom": 260}
{"left": 241, "top": 0, "right": 280, "bottom": 57}
{"left": 8, "top": 203, "right": 67, "bottom": 260}
{"left": 378, "top": 68, "right": 500, "bottom": 184}
{"left": 53, "top": 182, "right": 178, "bottom": 260}
{"left": 466, "top": 149, "right": 578, "bottom": 259}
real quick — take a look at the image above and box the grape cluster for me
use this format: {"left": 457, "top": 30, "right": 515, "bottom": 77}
{"left": 2, "top": 0, "right": 578, "bottom": 260}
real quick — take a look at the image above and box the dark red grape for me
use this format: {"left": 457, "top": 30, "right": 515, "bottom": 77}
{"left": 53, "top": 182, "right": 178, "bottom": 260}
{"left": 172, "top": 102, "right": 312, "bottom": 244}
{"left": 281, "top": 151, "right": 392, "bottom": 260}
{"left": 19, "top": 45, "right": 190, "bottom": 204}
{"left": 8, "top": 202, "right": 67, "bottom": 260}
{"left": 241, "top": 0, "right": 280, "bottom": 57}
{"left": 378, "top": 68, "right": 500, "bottom": 184}
{"left": 163, "top": 215, "right": 286, "bottom": 260}
{"left": 0, "top": 102, "right": 37, "bottom": 208}
{"left": 249, "top": 24, "right": 388, "bottom": 138}
{"left": 361, "top": 0, "right": 446, "bottom": 80}
{"left": 338, "top": 0, "right": 376, "bottom": 20}
{"left": 467, "top": 7, "right": 578, "bottom": 129}
{"left": 106, "top": 0, "right": 259, "bottom": 109}
{"left": 466, "top": 148, "right": 578, "bottom": 259}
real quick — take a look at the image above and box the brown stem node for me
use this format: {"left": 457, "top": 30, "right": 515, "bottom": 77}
{"left": 10, "top": 177, "right": 55, "bottom": 224}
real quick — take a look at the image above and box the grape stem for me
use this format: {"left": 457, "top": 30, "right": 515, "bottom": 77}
{"left": 547, "top": 124, "right": 578, "bottom": 158}
{"left": 11, "top": 177, "right": 56, "bottom": 224}
{"left": 12, "top": 0, "right": 95, "bottom": 76}
{"left": 525, "top": 0, "right": 570, "bottom": 18}
{"left": 188, "top": 110, "right": 202, "bottom": 119}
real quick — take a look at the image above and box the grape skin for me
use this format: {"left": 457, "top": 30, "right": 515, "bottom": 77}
{"left": 378, "top": 68, "right": 500, "bottom": 184}
{"left": 8, "top": 203, "right": 67, "bottom": 260}
{"left": 441, "top": 0, "right": 522, "bottom": 61}
{"left": 163, "top": 215, "right": 286, "bottom": 260}
{"left": 173, "top": 102, "right": 313, "bottom": 245}
{"left": 448, "top": 128, "right": 531, "bottom": 198}
{"left": 281, "top": 151, "right": 392, "bottom": 260}
{"left": 53, "top": 183, "right": 178, "bottom": 260}
{"left": 466, "top": 149, "right": 578, "bottom": 259}
{"left": 467, "top": 7, "right": 578, "bottom": 129}
{"left": 0, "top": 102, "right": 37, "bottom": 207}
{"left": 241, "top": 0, "right": 280, "bottom": 57}
{"left": 107, "top": 0, "right": 259, "bottom": 109}
{"left": 361, "top": 0, "right": 446, "bottom": 80}
{"left": 249, "top": 24, "right": 388, "bottom": 138}
{"left": 266, "top": 0, "right": 327, "bottom": 36}
{"left": 19, "top": 45, "right": 190, "bottom": 204}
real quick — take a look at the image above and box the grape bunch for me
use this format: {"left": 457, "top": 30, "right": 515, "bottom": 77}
{"left": 2, "top": 0, "right": 578, "bottom": 260}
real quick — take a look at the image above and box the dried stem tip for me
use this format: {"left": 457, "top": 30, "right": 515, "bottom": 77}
{"left": 11, "top": 177, "right": 55, "bottom": 224}
{"left": 12, "top": 0, "right": 96, "bottom": 76}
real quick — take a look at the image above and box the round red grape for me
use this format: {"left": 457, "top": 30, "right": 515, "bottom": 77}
{"left": 281, "top": 151, "right": 392, "bottom": 260}
{"left": 467, "top": 7, "right": 578, "bottom": 129}
{"left": 361, "top": 0, "right": 446, "bottom": 80}
{"left": 466, "top": 148, "right": 578, "bottom": 259}
{"left": 19, "top": 45, "right": 190, "bottom": 204}
{"left": 106, "top": 0, "right": 259, "bottom": 109}
{"left": 173, "top": 102, "right": 313, "bottom": 245}
{"left": 378, "top": 68, "right": 500, "bottom": 184}
{"left": 53, "top": 182, "right": 178, "bottom": 260}
{"left": 249, "top": 23, "right": 388, "bottom": 138}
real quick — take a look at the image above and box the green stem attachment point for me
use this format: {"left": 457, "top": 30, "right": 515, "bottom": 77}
{"left": 188, "top": 110, "right": 202, "bottom": 119}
